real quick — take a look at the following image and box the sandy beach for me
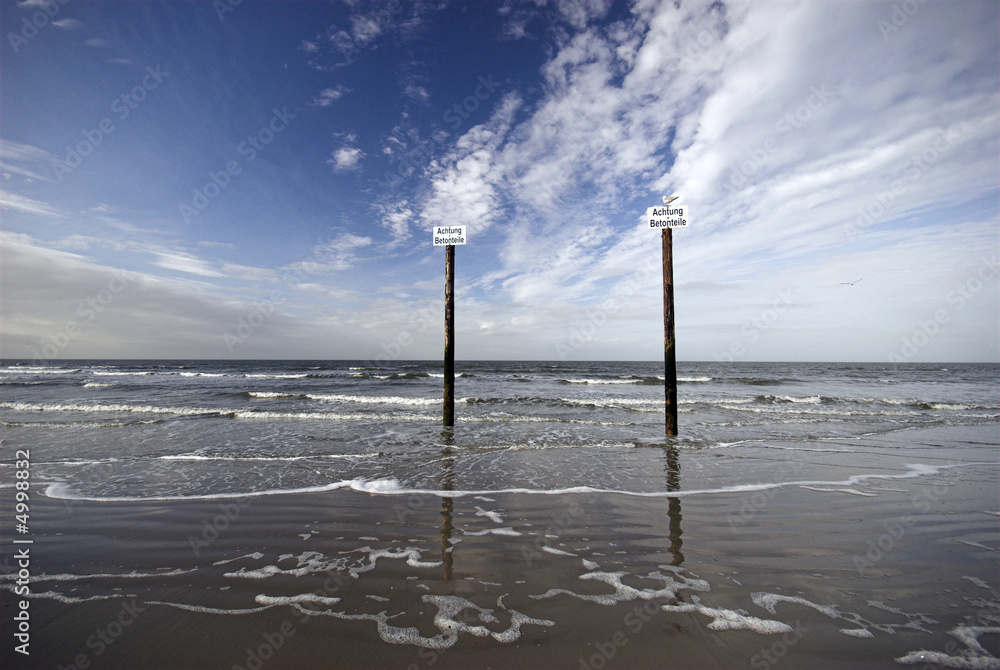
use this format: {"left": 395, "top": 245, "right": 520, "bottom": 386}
{"left": 3, "top": 428, "right": 997, "bottom": 669}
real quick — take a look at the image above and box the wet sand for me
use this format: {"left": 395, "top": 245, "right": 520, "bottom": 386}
{"left": 3, "top": 425, "right": 998, "bottom": 669}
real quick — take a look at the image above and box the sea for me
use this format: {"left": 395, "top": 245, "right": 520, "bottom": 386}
{"left": 1, "top": 360, "right": 997, "bottom": 669}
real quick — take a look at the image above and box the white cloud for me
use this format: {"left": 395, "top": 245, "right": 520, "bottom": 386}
{"left": 311, "top": 86, "right": 349, "bottom": 107}
{"left": 378, "top": 200, "right": 415, "bottom": 247}
{"left": 0, "top": 191, "right": 62, "bottom": 217}
{"left": 328, "top": 146, "right": 364, "bottom": 171}
{"left": 403, "top": 83, "right": 430, "bottom": 102}
{"left": 288, "top": 231, "right": 373, "bottom": 274}
{"left": 152, "top": 252, "right": 224, "bottom": 278}
{"left": 51, "top": 18, "right": 85, "bottom": 30}
{"left": 420, "top": 93, "right": 521, "bottom": 232}
{"left": 0, "top": 139, "right": 56, "bottom": 182}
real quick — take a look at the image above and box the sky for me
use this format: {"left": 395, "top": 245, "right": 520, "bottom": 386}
{"left": 1, "top": 0, "right": 998, "bottom": 363}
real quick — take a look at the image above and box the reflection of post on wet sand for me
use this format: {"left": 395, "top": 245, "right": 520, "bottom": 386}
{"left": 664, "top": 445, "right": 683, "bottom": 566}
{"left": 440, "top": 430, "right": 455, "bottom": 582}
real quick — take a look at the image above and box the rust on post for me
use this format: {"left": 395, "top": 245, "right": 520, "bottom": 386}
{"left": 443, "top": 244, "right": 455, "bottom": 427}
{"left": 662, "top": 228, "right": 678, "bottom": 436}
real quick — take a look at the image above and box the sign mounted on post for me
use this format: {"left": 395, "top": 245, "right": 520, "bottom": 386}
{"left": 650, "top": 196, "right": 685, "bottom": 437}
{"left": 646, "top": 205, "right": 689, "bottom": 229}
{"left": 433, "top": 225, "right": 466, "bottom": 427}
{"left": 433, "top": 225, "right": 467, "bottom": 246}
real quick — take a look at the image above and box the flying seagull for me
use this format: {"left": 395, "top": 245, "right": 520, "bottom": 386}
{"left": 841, "top": 278, "right": 863, "bottom": 286}
{"left": 662, "top": 195, "right": 679, "bottom": 205}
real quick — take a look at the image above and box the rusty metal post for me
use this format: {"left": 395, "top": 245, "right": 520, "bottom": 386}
{"left": 443, "top": 244, "right": 455, "bottom": 427}
{"left": 662, "top": 228, "right": 678, "bottom": 436}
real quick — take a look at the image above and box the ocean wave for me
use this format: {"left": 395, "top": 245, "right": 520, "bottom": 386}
{"left": 350, "top": 371, "right": 433, "bottom": 380}
{"left": 755, "top": 395, "right": 822, "bottom": 404}
{"left": 92, "top": 371, "right": 154, "bottom": 376}
{"left": 0, "top": 401, "right": 432, "bottom": 423}
{"left": 0, "top": 367, "right": 82, "bottom": 374}
{"left": 243, "top": 373, "right": 309, "bottom": 379}
{"left": 307, "top": 393, "right": 440, "bottom": 406}
{"left": 558, "top": 377, "right": 661, "bottom": 385}
{"left": 0, "top": 401, "right": 218, "bottom": 416}
{"left": 732, "top": 377, "right": 797, "bottom": 386}
{"left": 159, "top": 452, "right": 379, "bottom": 462}
{"left": 1, "top": 418, "right": 162, "bottom": 429}
{"left": 48, "top": 462, "right": 989, "bottom": 503}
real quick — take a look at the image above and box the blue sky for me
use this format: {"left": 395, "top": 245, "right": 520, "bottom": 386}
{"left": 1, "top": 0, "right": 998, "bottom": 362}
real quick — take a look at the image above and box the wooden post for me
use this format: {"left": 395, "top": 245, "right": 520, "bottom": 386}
{"left": 443, "top": 244, "right": 455, "bottom": 427}
{"left": 662, "top": 228, "right": 678, "bottom": 436}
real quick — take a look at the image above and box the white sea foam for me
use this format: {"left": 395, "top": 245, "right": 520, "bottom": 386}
{"left": 474, "top": 506, "right": 504, "bottom": 523}
{"left": 248, "top": 391, "right": 298, "bottom": 399}
{"left": 533, "top": 568, "right": 710, "bottom": 606}
{"left": 348, "top": 547, "right": 443, "bottom": 578}
{"left": 229, "top": 409, "right": 431, "bottom": 422}
{"left": 255, "top": 594, "right": 342, "bottom": 607}
{"left": 896, "top": 625, "right": 1000, "bottom": 669}
{"left": 840, "top": 628, "right": 875, "bottom": 638}
{"left": 146, "top": 601, "right": 272, "bottom": 615}
{"left": 343, "top": 463, "right": 992, "bottom": 500}
{"left": 751, "top": 592, "right": 839, "bottom": 619}
{"left": 212, "top": 552, "right": 265, "bottom": 566}
{"left": 561, "top": 378, "right": 642, "bottom": 385}
{"left": 43, "top": 463, "right": 994, "bottom": 503}
{"left": 541, "top": 546, "right": 577, "bottom": 556}
{"left": 798, "top": 486, "right": 878, "bottom": 496}
{"left": 49, "top": 458, "right": 121, "bottom": 466}
{"left": 45, "top": 480, "right": 354, "bottom": 503}
{"left": 2, "top": 367, "right": 82, "bottom": 374}
{"left": 963, "top": 576, "right": 993, "bottom": 590}
{"left": 661, "top": 596, "right": 794, "bottom": 634}
{"left": 778, "top": 395, "right": 821, "bottom": 403}
{"left": 159, "top": 452, "right": 376, "bottom": 462}
{"left": 224, "top": 551, "right": 348, "bottom": 579}
{"left": 1, "top": 401, "right": 215, "bottom": 416}
{"left": 462, "top": 527, "right": 522, "bottom": 537}
{"left": 0, "top": 568, "right": 195, "bottom": 583}
{"left": 302, "top": 594, "right": 554, "bottom": 649}
{"left": 92, "top": 371, "right": 154, "bottom": 376}
{"left": 244, "top": 373, "right": 308, "bottom": 379}
{"left": 308, "top": 393, "right": 440, "bottom": 406}
{"left": 0, "top": 584, "right": 128, "bottom": 603}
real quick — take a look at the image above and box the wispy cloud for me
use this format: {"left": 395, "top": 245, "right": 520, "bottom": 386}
{"left": 311, "top": 86, "right": 350, "bottom": 107}
{"left": 0, "top": 191, "right": 62, "bottom": 217}
{"left": 0, "top": 139, "right": 56, "bottom": 182}
{"left": 152, "top": 251, "right": 224, "bottom": 278}
{"left": 51, "top": 18, "right": 85, "bottom": 30}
